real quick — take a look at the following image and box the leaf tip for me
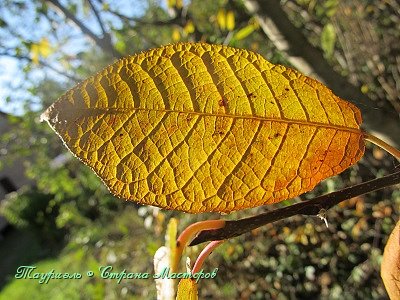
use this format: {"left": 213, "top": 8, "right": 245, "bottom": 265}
{"left": 40, "top": 104, "right": 60, "bottom": 126}
{"left": 39, "top": 107, "right": 51, "bottom": 123}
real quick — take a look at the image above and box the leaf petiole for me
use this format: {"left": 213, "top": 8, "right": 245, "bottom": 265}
{"left": 191, "top": 240, "right": 224, "bottom": 275}
{"left": 172, "top": 220, "right": 225, "bottom": 272}
{"left": 363, "top": 132, "right": 400, "bottom": 160}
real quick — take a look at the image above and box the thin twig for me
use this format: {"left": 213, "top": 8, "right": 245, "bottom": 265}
{"left": 103, "top": 2, "right": 204, "bottom": 41}
{"left": 46, "top": 0, "right": 122, "bottom": 58}
{"left": 87, "top": 0, "right": 107, "bottom": 36}
{"left": 0, "top": 51, "right": 81, "bottom": 82}
{"left": 107, "top": 7, "right": 180, "bottom": 27}
{"left": 46, "top": 0, "right": 102, "bottom": 48}
{"left": 190, "top": 169, "right": 400, "bottom": 246}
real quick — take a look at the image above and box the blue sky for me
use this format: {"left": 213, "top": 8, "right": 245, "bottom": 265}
{"left": 0, "top": 57, "right": 22, "bottom": 114}
{"left": 0, "top": 0, "right": 150, "bottom": 115}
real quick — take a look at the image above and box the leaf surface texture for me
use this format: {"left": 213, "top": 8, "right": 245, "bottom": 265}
{"left": 41, "top": 43, "right": 365, "bottom": 213}
{"left": 176, "top": 278, "right": 198, "bottom": 299}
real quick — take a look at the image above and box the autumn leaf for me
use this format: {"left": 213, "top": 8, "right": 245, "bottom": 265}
{"left": 183, "top": 20, "right": 195, "bottom": 35}
{"left": 167, "top": 0, "right": 181, "bottom": 9}
{"left": 41, "top": 43, "right": 365, "bottom": 213}
{"left": 216, "top": 9, "right": 226, "bottom": 31}
{"left": 30, "top": 37, "right": 53, "bottom": 65}
{"left": 172, "top": 27, "right": 181, "bottom": 42}
{"left": 175, "top": 0, "right": 183, "bottom": 9}
{"left": 217, "top": 10, "right": 235, "bottom": 32}
{"left": 321, "top": 23, "right": 336, "bottom": 58}
{"left": 232, "top": 18, "right": 259, "bottom": 42}
{"left": 226, "top": 11, "right": 235, "bottom": 31}
{"left": 176, "top": 279, "right": 198, "bottom": 300}
{"left": 381, "top": 220, "right": 400, "bottom": 300}
{"left": 233, "top": 23, "right": 256, "bottom": 41}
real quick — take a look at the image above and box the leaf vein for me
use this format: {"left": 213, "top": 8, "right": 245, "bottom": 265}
{"left": 216, "top": 121, "right": 262, "bottom": 198}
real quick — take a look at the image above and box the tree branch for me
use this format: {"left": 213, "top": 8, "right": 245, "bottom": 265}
{"left": 190, "top": 168, "right": 400, "bottom": 246}
{"left": 104, "top": 4, "right": 203, "bottom": 41}
{"left": 87, "top": 0, "right": 107, "bottom": 36}
{"left": 46, "top": 0, "right": 122, "bottom": 58}
{"left": 107, "top": 8, "right": 181, "bottom": 27}
{"left": 0, "top": 51, "right": 81, "bottom": 82}
{"left": 243, "top": 0, "right": 400, "bottom": 148}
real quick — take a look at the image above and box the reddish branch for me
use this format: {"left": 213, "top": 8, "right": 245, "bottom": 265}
{"left": 190, "top": 168, "right": 400, "bottom": 246}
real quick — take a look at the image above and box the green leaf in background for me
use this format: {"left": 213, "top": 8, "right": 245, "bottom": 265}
{"left": 321, "top": 23, "right": 336, "bottom": 58}
{"left": 114, "top": 32, "right": 127, "bottom": 55}
{"left": 232, "top": 22, "right": 257, "bottom": 41}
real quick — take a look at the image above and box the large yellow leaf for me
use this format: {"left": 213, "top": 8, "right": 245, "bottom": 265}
{"left": 381, "top": 220, "right": 400, "bottom": 299}
{"left": 41, "top": 43, "right": 365, "bottom": 213}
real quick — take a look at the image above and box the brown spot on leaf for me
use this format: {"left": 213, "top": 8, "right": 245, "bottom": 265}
{"left": 212, "top": 130, "right": 225, "bottom": 137}
{"left": 219, "top": 99, "right": 227, "bottom": 107}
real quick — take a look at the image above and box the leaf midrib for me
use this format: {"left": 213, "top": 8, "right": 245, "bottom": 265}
{"left": 62, "top": 106, "right": 362, "bottom": 134}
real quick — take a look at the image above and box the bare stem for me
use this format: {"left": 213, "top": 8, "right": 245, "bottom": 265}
{"left": 87, "top": 0, "right": 107, "bottom": 36}
{"left": 363, "top": 132, "right": 400, "bottom": 160}
{"left": 46, "top": 0, "right": 122, "bottom": 58}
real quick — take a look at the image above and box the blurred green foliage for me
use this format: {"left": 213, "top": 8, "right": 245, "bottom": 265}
{"left": 0, "top": 188, "right": 61, "bottom": 242}
{"left": 0, "top": 206, "right": 158, "bottom": 300}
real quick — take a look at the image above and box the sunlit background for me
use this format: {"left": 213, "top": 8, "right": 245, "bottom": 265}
{"left": 0, "top": 0, "right": 399, "bottom": 299}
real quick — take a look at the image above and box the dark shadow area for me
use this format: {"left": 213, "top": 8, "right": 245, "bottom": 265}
{"left": 0, "top": 226, "right": 64, "bottom": 290}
